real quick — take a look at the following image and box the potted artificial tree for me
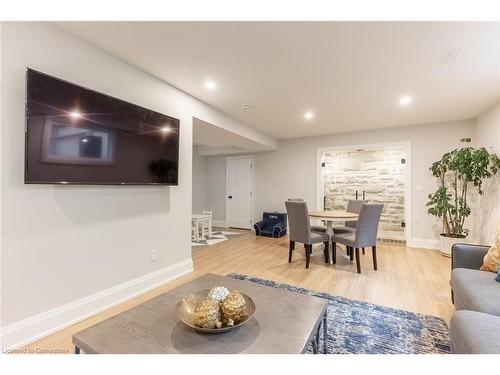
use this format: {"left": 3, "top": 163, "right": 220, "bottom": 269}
{"left": 426, "top": 138, "right": 500, "bottom": 256}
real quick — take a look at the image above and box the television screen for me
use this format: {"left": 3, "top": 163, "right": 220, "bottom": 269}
{"left": 25, "top": 69, "right": 180, "bottom": 185}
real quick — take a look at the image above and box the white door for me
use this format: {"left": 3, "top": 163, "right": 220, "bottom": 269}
{"left": 226, "top": 157, "right": 253, "bottom": 229}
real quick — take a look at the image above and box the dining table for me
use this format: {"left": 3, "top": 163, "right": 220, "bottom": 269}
{"left": 308, "top": 210, "right": 359, "bottom": 262}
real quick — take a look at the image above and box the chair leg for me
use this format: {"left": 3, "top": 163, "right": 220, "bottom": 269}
{"left": 346, "top": 246, "right": 351, "bottom": 256}
{"left": 304, "top": 243, "right": 312, "bottom": 256}
{"left": 362, "top": 247, "right": 365, "bottom": 255}
{"left": 323, "top": 241, "right": 330, "bottom": 263}
{"left": 288, "top": 241, "right": 295, "bottom": 263}
{"left": 355, "top": 248, "right": 361, "bottom": 274}
{"left": 305, "top": 244, "right": 311, "bottom": 269}
{"left": 332, "top": 242, "right": 337, "bottom": 264}
{"left": 349, "top": 246, "right": 354, "bottom": 262}
{"left": 372, "top": 245, "right": 377, "bottom": 270}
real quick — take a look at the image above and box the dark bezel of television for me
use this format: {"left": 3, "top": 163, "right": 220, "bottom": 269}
{"left": 25, "top": 68, "right": 180, "bottom": 186}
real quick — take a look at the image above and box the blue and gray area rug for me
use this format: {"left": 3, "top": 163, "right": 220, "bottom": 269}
{"left": 228, "top": 273, "right": 450, "bottom": 354}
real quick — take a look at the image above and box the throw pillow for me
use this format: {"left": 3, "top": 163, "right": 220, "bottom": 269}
{"left": 480, "top": 222, "right": 500, "bottom": 272}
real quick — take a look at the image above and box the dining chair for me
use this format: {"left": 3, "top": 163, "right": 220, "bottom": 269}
{"left": 332, "top": 199, "right": 368, "bottom": 255}
{"left": 331, "top": 203, "right": 383, "bottom": 273}
{"left": 332, "top": 199, "right": 368, "bottom": 234}
{"left": 287, "top": 198, "right": 326, "bottom": 233}
{"left": 199, "top": 210, "right": 213, "bottom": 239}
{"left": 285, "top": 201, "right": 330, "bottom": 268}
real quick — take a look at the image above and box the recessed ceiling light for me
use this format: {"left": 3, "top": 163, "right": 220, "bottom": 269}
{"left": 398, "top": 95, "right": 413, "bottom": 107}
{"left": 304, "top": 111, "right": 314, "bottom": 120}
{"left": 204, "top": 80, "right": 217, "bottom": 91}
{"left": 69, "top": 111, "right": 81, "bottom": 118}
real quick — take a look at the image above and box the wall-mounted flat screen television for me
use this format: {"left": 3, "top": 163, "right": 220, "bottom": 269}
{"left": 25, "top": 69, "right": 180, "bottom": 185}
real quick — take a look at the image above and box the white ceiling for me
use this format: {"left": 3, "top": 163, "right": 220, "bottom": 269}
{"left": 55, "top": 22, "right": 500, "bottom": 139}
{"left": 193, "top": 117, "right": 275, "bottom": 155}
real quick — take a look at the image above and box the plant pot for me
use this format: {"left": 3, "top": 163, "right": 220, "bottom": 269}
{"left": 440, "top": 234, "right": 468, "bottom": 257}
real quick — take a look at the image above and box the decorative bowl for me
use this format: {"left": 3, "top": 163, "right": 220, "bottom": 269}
{"left": 176, "top": 289, "right": 256, "bottom": 333}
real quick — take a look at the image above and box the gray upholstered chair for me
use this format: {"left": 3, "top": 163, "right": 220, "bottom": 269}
{"left": 331, "top": 203, "right": 383, "bottom": 273}
{"left": 287, "top": 198, "right": 326, "bottom": 234}
{"left": 332, "top": 199, "right": 368, "bottom": 234}
{"left": 285, "top": 200, "right": 330, "bottom": 268}
{"left": 332, "top": 199, "right": 368, "bottom": 256}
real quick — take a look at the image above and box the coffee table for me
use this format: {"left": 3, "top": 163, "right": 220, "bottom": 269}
{"left": 73, "top": 273, "right": 328, "bottom": 354}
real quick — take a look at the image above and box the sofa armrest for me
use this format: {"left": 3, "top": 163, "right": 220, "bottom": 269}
{"left": 254, "top": 220, "right": 266, "bottom": 236}
{"left": 272, "top": 222, "right": 286, "bottom": 236}
{"left": 451, "top": 243, "right": 489, "bottom": 270}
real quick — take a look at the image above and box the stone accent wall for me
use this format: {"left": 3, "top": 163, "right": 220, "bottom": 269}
{"left": 323, "top": 148, "right": 405, "bottom": 233}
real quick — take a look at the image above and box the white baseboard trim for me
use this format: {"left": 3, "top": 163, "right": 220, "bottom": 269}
{"left": 1, "top": 258, "right": 193, "bottom": 350}
{"left": 212, "top": 220, "right": 227, "bottom": 227}
{"left": 407, "top": 237, "right": 440, "bottom": 250}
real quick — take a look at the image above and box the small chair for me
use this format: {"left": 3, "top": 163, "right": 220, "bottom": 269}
{"left": 332, "top": 203, "right": 383, "bottom": 274}
{"left": 285, "top": 200, "right": 330, "bottom": 268}
{"left": 199, "top": 210, "right": 213, "bottom": 239}
{"left": 287, "top": 198, "right": 326, "bottom": 233}
{"left": 191, "top": 219, "right": 198, "bottom": 241}
{"left": 254, "top": 212, "right": 287, "bottom": 238}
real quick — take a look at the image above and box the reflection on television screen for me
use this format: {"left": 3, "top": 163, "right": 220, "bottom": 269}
{"left": 43, "top": 121, "right": 115, "bottom": 165}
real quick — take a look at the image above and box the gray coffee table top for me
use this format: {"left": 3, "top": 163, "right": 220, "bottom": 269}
{"left": 72, "top": 273, "right": 328, "bottom": 354}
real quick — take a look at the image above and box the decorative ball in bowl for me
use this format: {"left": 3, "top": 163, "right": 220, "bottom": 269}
{"left": 176, "top": 287, "right": 256, "bottom": 333}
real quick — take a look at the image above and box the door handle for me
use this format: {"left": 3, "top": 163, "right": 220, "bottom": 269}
{"left": 228, "top": 195, "right": 233, "bottom": 199}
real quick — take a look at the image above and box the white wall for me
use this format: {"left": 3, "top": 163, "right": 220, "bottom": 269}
{"left": 475, "top": 101, "right": 500, "bottom": 244}
{"left": 253, "top": 120, "right": 476, "bottom": 248}
{"left": 192, "top": 146, "right": 206, "bottom": 213}
{"left": 0, "top": 22, "right": 268, "bottom": 348}
{"left": 192, "top": 148, "right": 226, "bottom": 222}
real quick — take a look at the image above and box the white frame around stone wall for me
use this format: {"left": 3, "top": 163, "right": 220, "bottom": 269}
{"left": 316, "top": 141, "right": 412, "bottom": 244}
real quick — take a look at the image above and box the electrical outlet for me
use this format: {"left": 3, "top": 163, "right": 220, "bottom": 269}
{"left": 151, "top": 249, "right": 158, "bottom": 262}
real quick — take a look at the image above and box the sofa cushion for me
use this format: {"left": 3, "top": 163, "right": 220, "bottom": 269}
{"left": 450, "top": 268, "right": 500, "bottom": 316}
{"left": 450, "top": 310, "right": 500, "bottom": 354}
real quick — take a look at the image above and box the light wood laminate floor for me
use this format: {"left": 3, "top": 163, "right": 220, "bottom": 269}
{"left": 20, "top": 229, "right": 454, "bottom": 354}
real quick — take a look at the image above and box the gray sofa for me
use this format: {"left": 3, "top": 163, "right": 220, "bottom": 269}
{"left": 449, "top": 243, "right": 500, "bottom": 354}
